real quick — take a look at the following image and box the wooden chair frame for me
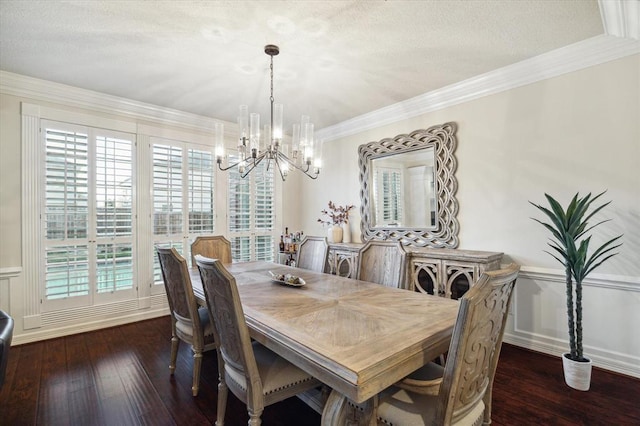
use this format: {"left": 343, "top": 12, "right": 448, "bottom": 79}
{"left": 296, "top": 236, "right": 329, "bottom": 273}
{"left": 190, "top": 235, "right": 232, "bottom": 267}
{"left": 356, "top": 240, "right": 408, "bottom": 288}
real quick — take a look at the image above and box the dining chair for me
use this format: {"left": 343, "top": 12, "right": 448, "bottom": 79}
{"left": 190, "top": 235, "right": 232, "bottom": 267}
{"left": 374, "top": 263, "right": 520, "bottom": 425}
{"left": 195, "top": 255, "right": 322, "bottom": 426}
{"left": 157, "top": 247, "right": 218, "bottom": 396}
{"left": 296, "top": 235, "right": 329, "bottom": 272}
{"left": 356, "top": 240, "right": 408, "bottom": 288}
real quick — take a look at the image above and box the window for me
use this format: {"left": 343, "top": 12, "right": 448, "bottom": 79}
{"left": 228, "top": 157, "right": 275, "bottom": 262}
{"left": 151, "top": 140, "right": 215, "bottom": 286}
{"left": 42, "top": 121, "right": 135, "bottom": 311}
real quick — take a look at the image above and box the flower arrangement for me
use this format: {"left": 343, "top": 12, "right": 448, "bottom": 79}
{"left": 318, "top": 201, "right": 355, "bottom": 226}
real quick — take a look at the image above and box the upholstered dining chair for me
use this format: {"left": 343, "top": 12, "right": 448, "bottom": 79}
{"left": 296, "top": 236, "right": 329, "bottom": 273}
{"left": 356, "top": 240, "right": 408, "bottom": 288}
{"left": 190, "top": 235, "right": 232, "bottom": 267}
{"left": 374, "top": 263, "right": 520, "bottom": 425}
{"left": 157, "top": 247, "right": 218, "bottom": 396}
{"left": 195, "top": 255, "right": 321, "bottom": 426}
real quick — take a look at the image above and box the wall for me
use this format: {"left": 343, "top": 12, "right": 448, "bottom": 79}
{"left": 299, "top": 54, "right": 640, "bottom": 377}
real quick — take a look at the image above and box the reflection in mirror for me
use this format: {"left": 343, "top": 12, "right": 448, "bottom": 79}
{"left": 370, "top": 149, "right": 436, "bottom": 228}
{"left": 359, "top": 122, "right": 459, "bottom": 248}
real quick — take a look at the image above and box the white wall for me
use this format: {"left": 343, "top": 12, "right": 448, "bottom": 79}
{"left": 300, "top": 54, "right": 640, "bottom": 377}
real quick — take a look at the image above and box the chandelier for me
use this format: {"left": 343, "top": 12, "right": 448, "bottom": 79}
{"left": 215, "top": 44, "right": 321, "bottom": 181}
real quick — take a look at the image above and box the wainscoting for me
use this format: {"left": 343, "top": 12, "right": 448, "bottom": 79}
{"left": 504, "top": 267, "right": 640, "bottom": 378}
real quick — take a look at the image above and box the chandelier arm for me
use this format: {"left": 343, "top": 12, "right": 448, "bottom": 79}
{"left": 240, "top": 153, "right": 266, "bottom": 179}
{"left": 275, "top": 151, "right": 319, "bottom": 179}
{"left": 218, "top": 156, "right": 254, "bottom": 172}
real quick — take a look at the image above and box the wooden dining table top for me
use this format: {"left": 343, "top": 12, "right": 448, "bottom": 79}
{"left": 190, "top": 260, "right": 459, "bottom": 404}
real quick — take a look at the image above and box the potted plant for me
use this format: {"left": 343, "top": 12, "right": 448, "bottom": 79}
{"left": 530, "top": 191, "right": 622, "bottom": 391}
{"left": 318, "top": 201, "right": 355, "bottom": 243}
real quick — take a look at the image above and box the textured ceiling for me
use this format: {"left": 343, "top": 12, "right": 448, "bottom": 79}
{"left": 0, "top": 1, "right": 604, "bottom": 131}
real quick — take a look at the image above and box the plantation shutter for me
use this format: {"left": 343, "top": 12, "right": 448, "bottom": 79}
{"left": 95, "top": 135, "right": 134, "bottom": 294}
{"left": 44, "top": 126, "right": 90, "bottom": 302}
{"left": 188, "top": 149, "right": 215, "bottom": 233}
{"left": 374, "top": 168, "right": 403, "bottom": 225}
{"left": 228, "top": 156, "right": 275, "bottom": 262}
{"left": 151, "top": 141, "right": 216, "bottom": 283}
{"left": 42, "top": 122, "right": 136, "bottom": 311}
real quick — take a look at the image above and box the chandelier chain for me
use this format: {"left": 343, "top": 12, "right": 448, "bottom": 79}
{"left": 270, "top": 54, "right": 274, "bottom": 136}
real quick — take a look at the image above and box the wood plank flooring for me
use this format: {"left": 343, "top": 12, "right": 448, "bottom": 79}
{"left": 1, "top": 316, "right": 638, "bottom": 425}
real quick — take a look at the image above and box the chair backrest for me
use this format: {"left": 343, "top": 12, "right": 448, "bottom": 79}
{"left": 356, "top": 240, "right": 408, "bottom": 288}
{"left": 296, "top": 236, "right": 329, "bottom": 272}
{"left": 435, "top": 263, "right": 520, "bottom": 424}
{"left": 195, "top": 255, "right": 261, "bottom": 391}
{"left": 157, "top": 247, "right": 204, "bottom": 344}
{"left": 190, "top": 235, "right": 232, "bottom": 267}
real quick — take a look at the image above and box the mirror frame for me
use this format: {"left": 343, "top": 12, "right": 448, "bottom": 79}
{"left": 358, "top": 122, "right": 459, "bottom": 248}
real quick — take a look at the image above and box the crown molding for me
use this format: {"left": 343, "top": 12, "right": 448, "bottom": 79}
{"left": 599, "top": 0, "right": 640, "bottom": 39}
{"left": 2, "top": 34, "right": 638, "bottom": 143}
{"left": 316, "top": 35, "right": 640, "bottom": 142}
{"left": 0, "top": 70, "right": 221, "bottom": 133}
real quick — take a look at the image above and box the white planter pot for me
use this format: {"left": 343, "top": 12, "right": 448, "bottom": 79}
{"left": 562, "top": 352, "right": 592, "bottom": 391}
{"left": 328, "top": 226, "right": 343, "bottom": 243}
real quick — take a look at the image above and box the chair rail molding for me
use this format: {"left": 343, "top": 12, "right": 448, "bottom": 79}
{"left": 519, "top": 266, "right": 640, "bottom": 292}
{"left": 0, "top": 267, "right": 21, "bottom": 279}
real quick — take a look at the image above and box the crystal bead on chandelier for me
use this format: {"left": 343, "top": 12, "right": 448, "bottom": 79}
{"left": 215, "top": 44, "right": 321, "bottom": 180}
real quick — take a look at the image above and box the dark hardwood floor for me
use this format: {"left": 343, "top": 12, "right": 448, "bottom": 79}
{"left": 1, "top": 316, "right": 638, "bottom": 425}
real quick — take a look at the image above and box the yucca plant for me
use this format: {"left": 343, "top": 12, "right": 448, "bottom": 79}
{"left": 530, "top": 192, "right": 622, "bottom": 362}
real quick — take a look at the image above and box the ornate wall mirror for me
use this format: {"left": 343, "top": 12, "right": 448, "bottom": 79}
{"left": 358, "top": 122, "right": 459, "bottom": 248}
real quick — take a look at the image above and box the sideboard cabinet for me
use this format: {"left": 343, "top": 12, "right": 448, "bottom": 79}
{"left": 327, "top": 243, "right": 503, "bottom": 299}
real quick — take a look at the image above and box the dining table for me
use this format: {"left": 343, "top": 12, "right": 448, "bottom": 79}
{"left": 190, "top": 260, "right": 460, "bottom": 425}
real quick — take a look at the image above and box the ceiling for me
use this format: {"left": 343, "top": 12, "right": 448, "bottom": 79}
{"left": 0, "top": 1, "right": 605, "bottom": 133}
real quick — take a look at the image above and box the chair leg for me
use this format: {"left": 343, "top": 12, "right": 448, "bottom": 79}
{"left": 483, "top": 387, "right": 493, "bottom": 425}
{"left": 216, "top": 376, "right": 228, "bottom": 426}
{"left": 248, "top": 409, "right": 262, "bottom": 426}
{"left": 192, "top": 350, "right": 203, "bottom": 396}
{"left": 169, "top": 336, "right": 179, "bottom": 374}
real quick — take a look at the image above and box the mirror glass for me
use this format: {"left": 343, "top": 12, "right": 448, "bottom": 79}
{"left": 358, "top": 122, "right": 459, "bottom": 248}
{"left": 370, "top": 148, "right": 436, "bottom": 228}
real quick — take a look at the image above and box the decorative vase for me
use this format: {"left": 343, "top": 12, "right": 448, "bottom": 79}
{"left": 562, "top": 352, "right": 592, "bottom": 391}
{"left": 341, "top": 222, "right": 351, "bottom": 243}
{"left": 328, "top": 225, "right": 343, "bottom": 243}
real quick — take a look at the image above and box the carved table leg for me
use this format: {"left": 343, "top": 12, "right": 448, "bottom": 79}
{"left": 322, "top": 389, "right": 377, "bottom": 426}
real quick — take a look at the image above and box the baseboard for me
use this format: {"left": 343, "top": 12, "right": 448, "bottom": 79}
{"left": 12, "top": 307, "right": 170, "bottom": 346}
{"left": 503, "top": 332, "right": 640, "bottom": 379}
